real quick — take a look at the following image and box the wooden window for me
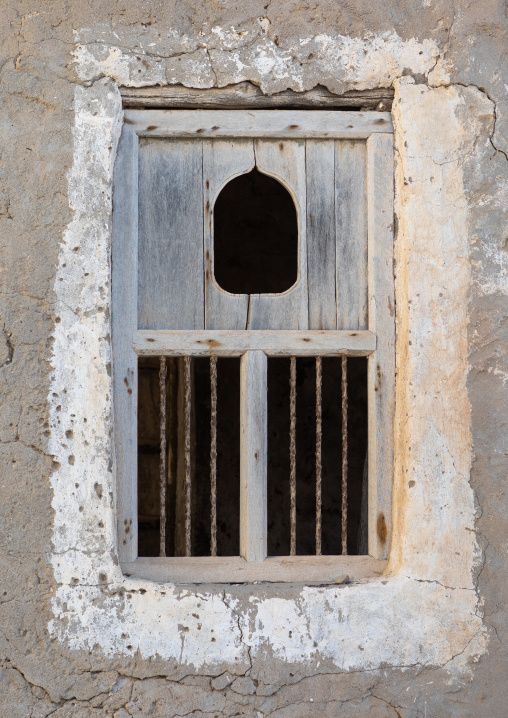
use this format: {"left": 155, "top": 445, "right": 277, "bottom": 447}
{"left": 113, "top": 109, "right": 394, "bottom": 583}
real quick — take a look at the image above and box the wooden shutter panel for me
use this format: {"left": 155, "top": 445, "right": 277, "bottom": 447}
{"left": 138, "top": 139, "right": 204, "bottom": 330}
{"left": 138, "top": 136, "right": 368, "bottom": 332}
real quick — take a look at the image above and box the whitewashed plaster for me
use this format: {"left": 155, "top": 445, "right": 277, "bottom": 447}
{"left": 73, "top": 30, "right": 443, "bottom": 92}
{"left": 47, "top": 34, "right": 487, "bottom": 675}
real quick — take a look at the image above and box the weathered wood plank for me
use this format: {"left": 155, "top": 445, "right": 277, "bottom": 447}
{"left": 335, "top": 140, "right": 368, "bottom": 330}
{"left": 138, "top": 139, "right": 204, "bottom": 329}
{"left": 306, "top": 140, "right": 337, "bottom": 330}
{"left": 366, "top": 133, "right": 395, "bottom": 561}
{"left": 240, "top": 351, "right": 268, "bottom": 562}
{"left": 125, "top": 109, "right": 393, "bottom": 139}
{"left": 121, "top": 83, "right": 394, "bottom": 110}
{"left": 247, "top": 139, "right": 308, "bottom": 329}
{"left": 112, "top": 126, "right": 139, "bottom": 562}
{"left": 121, "top": 555, "right": 387, "bottom": 583}
{"left": 203, "top": 139, "right": 254, "bottom": 329}
{"left": 133, "top": 330, "right": 376, "bottom": 356}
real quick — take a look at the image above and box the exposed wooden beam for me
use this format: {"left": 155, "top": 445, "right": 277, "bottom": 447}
{"left": 120, "top": 82, "right": 393, "bottom": 111}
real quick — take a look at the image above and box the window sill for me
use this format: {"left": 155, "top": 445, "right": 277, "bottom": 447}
{"left": 121, "top": 555, "right": 387, "bottom": 584}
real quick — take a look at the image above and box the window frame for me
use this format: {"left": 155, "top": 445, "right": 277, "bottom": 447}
{"left": 112, "top": 109, "right": 394, "bottom": 583}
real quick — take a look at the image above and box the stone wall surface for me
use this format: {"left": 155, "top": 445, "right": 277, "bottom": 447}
{"left": 0, "top": 1, "right": 507, "bottom": 716}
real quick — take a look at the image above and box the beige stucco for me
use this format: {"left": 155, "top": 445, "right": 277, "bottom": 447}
{"left": 47, "top": 44, "right": 486, "bottom": 675}
{"left": 2, "top": 3, "right": 508, "bottom": 715}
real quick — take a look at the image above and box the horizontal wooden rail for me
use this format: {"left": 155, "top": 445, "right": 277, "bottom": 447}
{"left": 133, "top": 330, "right": 376, "bottom": 357}
{"left": 124, "top": 109, "right": 393, "bottom": 138}
{"left": 121, "top": 555, "right": 387, "bottom": 584}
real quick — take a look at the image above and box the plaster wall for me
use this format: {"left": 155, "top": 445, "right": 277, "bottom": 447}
{"left": 1, "top": 2, "right": 508, "bottom": 717}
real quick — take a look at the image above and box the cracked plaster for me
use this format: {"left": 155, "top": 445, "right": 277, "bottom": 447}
{"left": 47, "top": 32, "right": 486, "bottom": 676}
{"left": 2, "top": 2, "right": 508, "bottom": 715}
{"left": 73, "top": 29, "right": 443, "bottom": 93}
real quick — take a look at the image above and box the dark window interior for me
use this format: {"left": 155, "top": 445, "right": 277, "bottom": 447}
{"left": 137, "top": 357, "right": 240, "bottom": 558}
{"left": 267, "top": 357, "right": 368, "bottom": 556}
{"left": 137, "top": 356, "right": 367, "bottom": 557}
{"left": 213, "top": 168, "right": 298, "bottom": 295}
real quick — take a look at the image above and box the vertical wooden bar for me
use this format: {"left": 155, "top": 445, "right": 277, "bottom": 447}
{"left": 367, "top": 134, "right": 395, "bottom": 560}
{"left": 315, "top": 356, "right": 322, "bottom": 556}
{"left": 335, "top": 140, "right": 368, "bottom": 330}
{"left": 184, "top": 356, "right": 192, "bottom": 557}
{"left": 341, "top": 356, "right": 348, "bottom": 556}
{"left": 159, "top": 356, "right": 167, "bottom": 557}
{"left": 306, "top": 140, "right": 337, "bottom": 330}
{"left": 210, "top": 356, "right": 218, "bottom": 557}
{"left": 289, "top": 356, "right": 297, "bottom": 556}
{"left": 240, "top": 350, "right": 267, "bottom": 562}
{"left": 112, "top": 126, "right": 138, "bottom": 563}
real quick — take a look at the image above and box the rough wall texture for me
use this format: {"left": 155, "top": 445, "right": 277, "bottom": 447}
{"left": 0, "top": 1, "right": 507, "bottom": 716}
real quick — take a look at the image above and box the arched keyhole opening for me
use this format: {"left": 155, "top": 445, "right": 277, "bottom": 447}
{"left": 213, "top": 168, "right": 298, "bottom": 295}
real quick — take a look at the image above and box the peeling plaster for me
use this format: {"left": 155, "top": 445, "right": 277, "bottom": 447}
{"left": 48, "top": 33, "right": 486, "bottom": 675}
{"left": 389, "top": 80, "right": 494, "bottom": 592}
{"left": 72, "top": 30, "right": 442, "bottom": 93}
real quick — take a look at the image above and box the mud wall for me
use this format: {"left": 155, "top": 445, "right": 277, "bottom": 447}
{"left": 1, "top": 2, "right": 508, "bottom": 716}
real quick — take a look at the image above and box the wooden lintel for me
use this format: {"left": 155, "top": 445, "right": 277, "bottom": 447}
{"left": 120, "top": 83, "right": 393, "bottom": 110}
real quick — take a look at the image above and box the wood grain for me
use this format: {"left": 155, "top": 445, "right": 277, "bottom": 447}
{"left": 125, "top": 109, "right": 393, "bottom": 139}
{"left": 133, "top": 330, "right": 376, "bottom": 356}
{"left": 121, "top": 555, "right": 387, "bottom": 583}
{"left": 247, "top": 139, "right": 308, "bottom": 329}
{"left": 366, "top": 134, "right": 395, "bottom": 561}
{"left": 335, "top": 140, "right": 368, "bottom": 330}
{"left": 138, "top": 138, "right": 204, "bottom": 329}
{"left": 306, "top": 140, "right": 337, "bottom": 330}
{"left": 112, "top": 126, "right": 139, "bottom": 562}
{"left": 203, "top": 139, "right": 254, "bottom": 329}
{"left": 117, "top": 110, "right": 395, "bottom": 569}
{"left": 121, "top": 83, "right": 394, "bottom": 110}
{"left": 240, "top": 351, "right": 268, "bottom": 562}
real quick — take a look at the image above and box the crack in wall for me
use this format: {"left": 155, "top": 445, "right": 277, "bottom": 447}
{"left": 221, "top": 591, "right": 253, "bottom": 674}
{"left": 1, "top": 0, "right": 507, "bottom": 713}
{"left": 73, "top": 30, "right": 442, "bottom": 95}
{"left": 0, "top": 21, "right": 487, "bottom": 718}
{"left": 43, "top": 67, "right": 485, "bottom": 675}
{"left": 433, "top": 81, "right": 508, "bottom": 162}
{"left": 0, "top": 324, "right": 13, "bottom": 367}
{"left": 0, "top": 658, "right": 441, "bottom": 718}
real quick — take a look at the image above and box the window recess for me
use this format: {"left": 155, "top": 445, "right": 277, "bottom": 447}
{"left": 113, "top": 109, "right": 395, "bottom": 584}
